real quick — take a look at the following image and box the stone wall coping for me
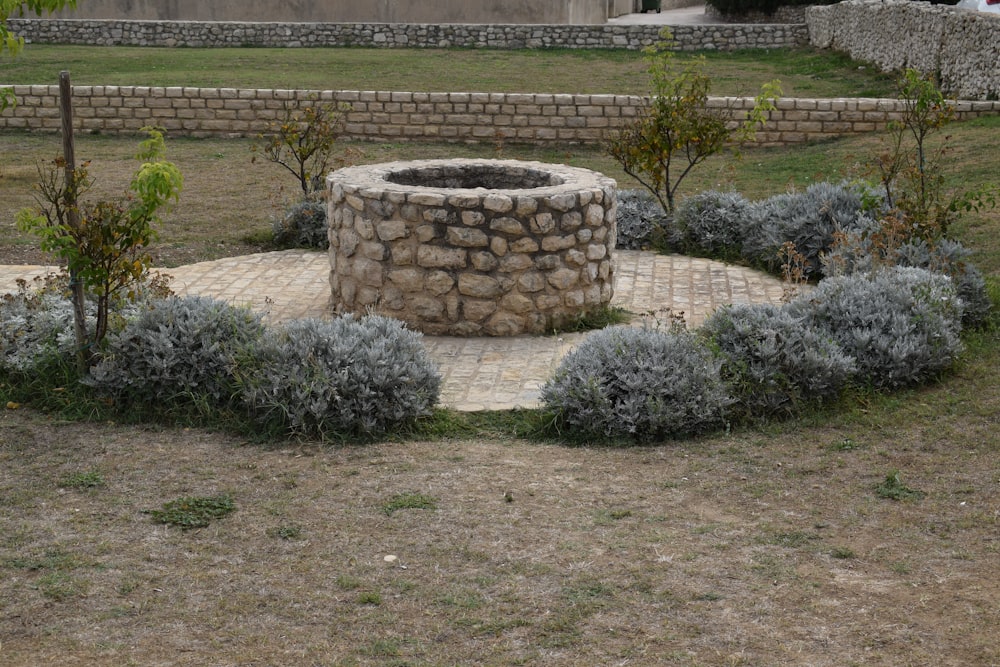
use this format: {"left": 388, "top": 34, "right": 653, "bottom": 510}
{"left": 330, "top": 159, "right": 617, "bottom": 198}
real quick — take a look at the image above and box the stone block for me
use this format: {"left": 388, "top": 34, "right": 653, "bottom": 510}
{"left": 463, "top": 299, "right": 497, "bottom": 322}
{"left": 447, "top": 226, "right": 489, "bottom": 247}
{"left": 547, "top": 268, "right": 579, "bottom": 289}
{"left": 489, "top": 217, "right": 524, "bottom": 235}
{"left": 388, "top": 268, "right": 423, "bottom": 290}
{"left": 426, "top": 271, "right": 455, "bottom": 296}
{"left": 458, "top": 274, "right": 501, "bottom": 298}
{"left": 376, "top": 220, "right": 408, "bottom": 241}
{"left": 541, "top": 235, "right": 577, "bottom": 252}
{"left": 509, "top": 238, "right": 540, "bottom": 253}
{"left": 417, "top": 245, "right": 467, "bottom": 269}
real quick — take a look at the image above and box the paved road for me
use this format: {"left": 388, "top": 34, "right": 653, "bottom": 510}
{"left": 609, "top": 4, "right": 716, "bottom": 25}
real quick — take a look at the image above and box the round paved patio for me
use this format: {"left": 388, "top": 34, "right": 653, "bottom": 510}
{"left": 0, "top": 249, "right": 787, "bottom": 411}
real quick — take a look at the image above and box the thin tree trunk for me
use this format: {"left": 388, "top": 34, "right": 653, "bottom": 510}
{"left": 59, "top": 70, "right": 90, "bottom": 373}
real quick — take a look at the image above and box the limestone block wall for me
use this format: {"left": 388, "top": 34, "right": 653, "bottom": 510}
{"left": 807, "top": 0, "right": 1000, "bottom": 100}
{"left": 8, "top": 18, "right": 808, "bottom": 51}
{"left": 2, "top": 85, "right": 999, "bottom": 145}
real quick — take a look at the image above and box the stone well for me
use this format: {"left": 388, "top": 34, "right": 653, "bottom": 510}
{"left": 327, "top": 158, "right": 617, "bottom": 336}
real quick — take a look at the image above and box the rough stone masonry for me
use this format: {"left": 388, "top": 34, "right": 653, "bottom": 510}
{"left": 327, "top": 159, "right": 618, "bottom": 336}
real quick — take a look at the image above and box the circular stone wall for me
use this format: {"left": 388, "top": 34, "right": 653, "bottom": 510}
{"left": 327, "top": 159, "right": 617, "bottom": 336}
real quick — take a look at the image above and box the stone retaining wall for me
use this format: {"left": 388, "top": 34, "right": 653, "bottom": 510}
{"left": 807, "top": 0, "right": 1000, "bottom": 100}
{"left": 2, "top": 85, "right": 999, "bottom": 146}
{"left": 8, "top": 18, "right": 808, "bottom": 51}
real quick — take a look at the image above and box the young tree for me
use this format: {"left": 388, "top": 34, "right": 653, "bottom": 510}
{"left": 251, "top": 97, "right": 348, "bottom": 196}
{"left": 870, "top": 68, "right": 995, "bottom": 240}
{"left": 608, "top": 28, "right": 780, "bottom": 215}
{"left": 17, "top": 127, "right": 184, "bottom": 368}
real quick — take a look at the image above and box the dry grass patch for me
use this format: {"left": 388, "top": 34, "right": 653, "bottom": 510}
{"left": 3, "top": 119, "right": 999, "bottom": 270}
{"left": 2, "top": 369, "right": 998, "bottom": 666}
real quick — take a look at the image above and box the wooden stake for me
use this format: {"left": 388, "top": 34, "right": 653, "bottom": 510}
{"left": 59, "top": 70, "right": 91, "bottom": 372}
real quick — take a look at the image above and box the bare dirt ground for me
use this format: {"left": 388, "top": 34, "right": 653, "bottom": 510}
{"left": 2, "top": 377, "right": 997, "bottom": 666}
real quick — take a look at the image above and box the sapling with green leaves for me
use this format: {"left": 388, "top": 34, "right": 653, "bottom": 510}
{"left": 17, "top": 127, "right": 183, "bottom": 367}
{"left": 251, "top": 97, "right": 348, "bottom": 196}
{"left": 608, "top": 27, "right": 781, "bottom": 215}
{"left": 870, "top": 68, "right": 996, "bottom": 240}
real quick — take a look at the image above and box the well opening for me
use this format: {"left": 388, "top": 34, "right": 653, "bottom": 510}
{"left": 385, "top": 165, "right": 564, "bottom": 190}
{"left": 327, "top": 158, "right": 617, "bottom": 336}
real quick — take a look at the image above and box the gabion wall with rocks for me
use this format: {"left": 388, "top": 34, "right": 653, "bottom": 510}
{"left": 3, "top": 84, "right": 998, "bottom": 145}
{"left": 9, "top": 18, "right": 808, "bottom": 51}
{"left": 328, "top": 159, "right": 617, "bottom": 336}
{"left": 807, "top": 0, "right": 1000, "bottom": 100}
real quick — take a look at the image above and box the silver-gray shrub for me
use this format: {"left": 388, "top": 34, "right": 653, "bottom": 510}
{"left": 896, "top": 238, "right": 990, "bottom": 328}
{"left": 273, "top": 198, "right": 329, "bottom": 249}
{"left": 541, "top": 325, "right": 732, "bottom": 442}
{"left": 0, "top": 285, "right": 93, "bottom": 374}
{"left": 237, "top": 315, "right": 440, "bottom": 438}
{"left": 787, "top": 266, "right": 964, "bottom": 389}
{"left": 822, "top": 231, "right": 991, "bottom": 329}
{"left": 701, "top": 303, "right": 855, "bottom": 418}
{"left": 742, "top": 182, "right": 876, "bottom": 276}
{"left": 85, "top": 295, "right": 267, "bottom": 405}
{"left": 673, "top": 190, "right": 751, "bottom": 259}
{"left": 615, "top": 189, "right": 672, "bottom": 250}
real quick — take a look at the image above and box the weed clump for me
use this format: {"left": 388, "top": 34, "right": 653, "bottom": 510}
{"left": 541, "top": 325, "right": 731, "bottom": 442}
{"left": 382, "top": 492, "right": 438, "bottom": 515}
{"left": 146, "top": 494, "right": 236, "bottom": 530}
{"left": 875, "top": 470, "right": 925, "bottom": 501}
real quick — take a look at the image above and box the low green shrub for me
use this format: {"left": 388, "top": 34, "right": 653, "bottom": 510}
{"left": 237, "top": 315, "right": 440, "bottom": 438}
{"left": 273, "top": 198, "right": 329, "bottom": 250}
{"left": 702, "top": 303, "right": 855, "bottom": 418}
{"left": 788, "top": 266, "right": 964, "bottom": 389}
{"left": 86, "top": 295, "right": 266, "bottom": 407}
{"left": 541, "top": 325, "right": 731, "bottom": 442}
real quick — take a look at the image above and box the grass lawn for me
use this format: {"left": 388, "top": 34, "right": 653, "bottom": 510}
{"left": 0, "top": 45, "right": 899, "bottom": 97}
{"left": 0, "top": 49, "right": 998, "bottom": 665}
